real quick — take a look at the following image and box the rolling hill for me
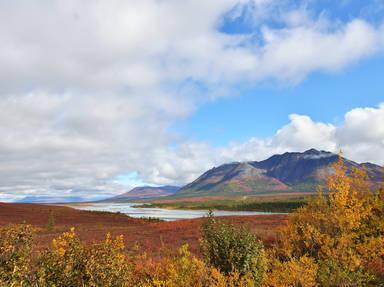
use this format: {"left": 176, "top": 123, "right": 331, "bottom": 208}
{"left": 175, "top": 149, "right": 383, "bottom": 198}
{"left": 103, "top": 185, "right": 180, "bottom": 202}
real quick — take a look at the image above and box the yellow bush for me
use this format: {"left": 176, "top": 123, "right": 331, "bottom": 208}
{"left": 0, "top": 224, "right": 34, "bottom": 287}
{"left": 271, "top": 156, "right": 384, "bottom": 286}
{"left": 133, "top": 244, "right": 255, "bottom": 287}
{"left": 83, "top": 233, "right": 131, "bottom": 287}
{"left": 36, "top": 227, "right": 85, "bottom": 286}
{"left": 264, "top": 254, "right": 318, "bottom": 287}
{"left": 37, "top": 228, "right": 131, "bottom": 287}
{"left": 0, "top": 226, "right": 255, "bottom": 286}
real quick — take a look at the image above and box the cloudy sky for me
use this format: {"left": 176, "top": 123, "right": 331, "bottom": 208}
{"left": 1, "top": 0, "right": 383, "bottom": 201}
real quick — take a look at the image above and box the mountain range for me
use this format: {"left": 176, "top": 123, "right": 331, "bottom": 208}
{"left": 17, "top": 196, "right": 89, "bottom": 203}
{"left": 103, "top": 149, "right": 384, "bottom": 201}
{"left": 173, "top": 149, "right": 383, "bottom": 198}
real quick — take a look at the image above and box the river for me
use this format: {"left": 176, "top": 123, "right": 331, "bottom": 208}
{"left": 70, "top": 202, "right": 278, "bottom": 221}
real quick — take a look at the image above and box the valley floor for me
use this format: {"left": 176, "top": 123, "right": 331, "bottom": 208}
{"left": 0, "top": 202, "right": 287, "bottom": 256}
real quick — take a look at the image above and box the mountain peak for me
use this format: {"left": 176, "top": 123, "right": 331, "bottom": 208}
{"left": 177, "top": 150, "right": 383, "bottom": 197}
{"left": 303, "top": 148, "right": 321, "bottom": 154}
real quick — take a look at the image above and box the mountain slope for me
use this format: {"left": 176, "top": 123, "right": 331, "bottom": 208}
{"left": 103, "top": 185, "right": 180, "bottom": 202}
{"left": 179, "top": 162, "right": 289, "bottom": 197}
{"left": 177, "top": 149, "right": 383, "bottom": 197}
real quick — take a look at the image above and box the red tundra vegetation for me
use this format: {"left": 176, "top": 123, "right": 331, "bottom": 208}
{"left": 0, "top": 202, "right": 286, "bottom": 256}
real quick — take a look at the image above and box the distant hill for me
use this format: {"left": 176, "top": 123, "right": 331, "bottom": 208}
{"left": 17, "top": 196, "right": 89, "bottom": 203}
{"left": 103, "top": 185, "right": 180, "bottom": 202}
{"left": 176, "top": 149, "right": 383, "bottom": 198}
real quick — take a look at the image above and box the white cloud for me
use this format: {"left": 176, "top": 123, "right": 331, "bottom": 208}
{"left": 336, "top": 103, "right": 384, "bottom": 163}
{"left": 256, "top": 19, "right": 384, "bottom": 83}
{"left": 272, "top": 114, "right": 337, "bottom": 151}
{"left": 142, "top": 104, "right": 384, "bottom": 186}
{"left": 0, "top": 1, "right": 383, "bottom": 201}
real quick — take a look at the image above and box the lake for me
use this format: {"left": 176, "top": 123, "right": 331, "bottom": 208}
{"left": 70, "top": 202, "right": 278, "bottom": 221}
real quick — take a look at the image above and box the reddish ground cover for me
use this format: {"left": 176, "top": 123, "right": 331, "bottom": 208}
{"left": 0, "top": 203, "right": 287, "bottom": 256}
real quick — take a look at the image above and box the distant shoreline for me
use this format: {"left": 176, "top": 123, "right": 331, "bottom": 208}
{"left": 132, "top": 199, "right": 305, "bottom": 213}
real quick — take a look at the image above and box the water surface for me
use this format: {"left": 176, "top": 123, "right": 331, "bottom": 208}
{"left": 71, "top": 202, "right": 278, "bottom": 221}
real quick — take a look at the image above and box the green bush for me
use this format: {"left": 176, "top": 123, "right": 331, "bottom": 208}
{"left": 47, "top": 210, "right": 55, "bottom": 232}
{"left": 200, "top": 211, "right": 265, "bottom": 285}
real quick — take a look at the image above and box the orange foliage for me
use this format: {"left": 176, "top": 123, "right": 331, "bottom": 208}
{"left": 269, "top": 155, "right": 384, "bottom": 286}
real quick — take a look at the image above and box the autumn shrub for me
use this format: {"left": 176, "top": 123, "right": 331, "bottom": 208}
{"left": 83, "top": 233, "right": 132, "bottom": 287}
{"left": 133, "top": 244, "right": 255, "bottom": 287}
{"left": 133, "top": 244, "right": 211, "bottom": 287}
{"left": 36, "top": 228, "right": 131, "bottom": 286}
{"left": 36, "top": 227, "right": 85, "bottom": 286}
{"left": 264, "top": 253, "right": 318, "bottom": 287}
{"left": 268, "top": 157, "right": 384, "bottom": 286}
{"left": 0, "top": 225, "right": 256, "bottom": 287}
{"left": 201, "top": 211, "right": 265, "bottom": 285}
{"left": 0, "top": 224, "right": 34, "bottom": 287}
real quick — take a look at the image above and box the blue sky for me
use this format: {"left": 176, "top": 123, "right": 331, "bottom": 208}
{"left": 0, "top": 0, "right": 383, "bottom": 201}
{"left": 176, "top": 53, "right": 384, "bottom": 145}
{"left": 173, "top": 0, "right": 384, "bottom": 146}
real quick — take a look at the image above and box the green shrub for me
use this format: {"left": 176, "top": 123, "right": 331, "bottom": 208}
{"left": 47, "top": 210, "right": 55, "bottom": 232}
{"left": 201, "top": 211, "right": 265, "bottom": 285}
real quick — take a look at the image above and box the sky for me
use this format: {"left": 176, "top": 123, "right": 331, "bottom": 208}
{"left": 0, "top": 0, "right": 383, "bottom": 201}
